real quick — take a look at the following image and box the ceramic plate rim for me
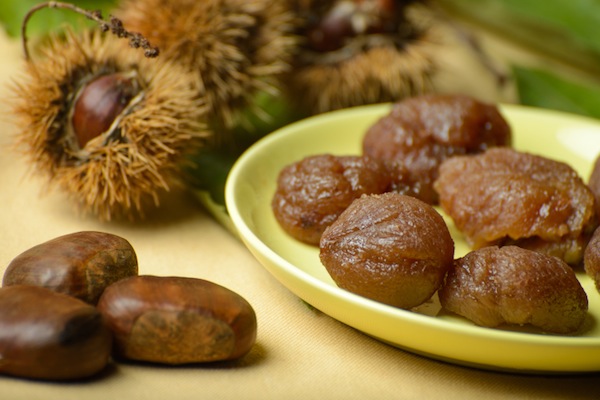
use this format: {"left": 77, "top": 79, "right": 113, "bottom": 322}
{"left": 224, "top": 103, "right": 600, "bottom": 373}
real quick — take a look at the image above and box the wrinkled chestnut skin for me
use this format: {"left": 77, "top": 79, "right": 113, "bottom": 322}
{"left": 320, "top": 192, "right": 454, "bottom": 309}
{"left": 584, "top": 226, "right": 600, "bottom": 292}
{"left": 3, "top": 231, "right": 138, "bottom": 305}
{"left": 439, "top": 246, "right": 588, "bottom": 334}
{"left": 97, "top": 275, "right": 257, "bottom": 364}
{"left": 434, "top": 148, "right": 598, "bottom": 265}
{"left": 272, "top": 154, "right": 392, "bottom": 245}
{"left": 363, "top": 94, "right": 511, "bottom": 204}
{"left": 0, "top": 285, "right": 112, "bottom": 380}
{"left": 590, "top": 154, "right": 600, "bottom": 220}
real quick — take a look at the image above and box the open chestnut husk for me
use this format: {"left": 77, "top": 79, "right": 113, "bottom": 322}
{"left": 11, "top": 28, "right": 209, "bottom": 221}
{"left": 97, "top": 275, "right": 257, "bottom": 364}
{"left": 287, "top": 0, "right": 437, "bottom": 115}
{"left": 3, "top": 231, "right": 138, "bottom": 305}
{"left": 0, "top": 285, "right": 112, "bottom": 381}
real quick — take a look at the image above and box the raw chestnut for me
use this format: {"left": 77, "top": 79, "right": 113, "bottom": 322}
{"left": 0, "top": 285, "right": 112, "bottom": 380}
{"left": 2, "top": 231, "right": 138, "bottom": 305}
{"left": 307, "top": 0, "right": 400, "bottom": 52}
{"left": 97, "top": 275, "right": 257, "bottom": 364}
{"left": 71, "top": 73, "right": 139, "bottom": 148}
{"left": 363, "top": 94, "right": 511, "bottom": 204}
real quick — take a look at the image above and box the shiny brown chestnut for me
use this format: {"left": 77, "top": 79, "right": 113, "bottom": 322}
{"left": 97, "top": 275, "right": 257, "bottom": 364}
{"left": 3, "top": 231, "right": 138, "bottom": 304}
{"left": 71, "top": 72, "right": 140, "bottom": 148}
{"left": 0, "top": 285, "right": 112, "bottom": 381}
{"left": 307, "top": 0, "right": 400, "bottom": 52}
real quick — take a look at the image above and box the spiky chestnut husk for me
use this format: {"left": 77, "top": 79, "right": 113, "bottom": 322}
{"left": 115, "top": 0, "right": 299, "bottom": 129}
{"left": 287, "top": 0, "right": 438, "bottom": 115}
{"left": 10, "top": 29, "right": 210, "bottom": 221}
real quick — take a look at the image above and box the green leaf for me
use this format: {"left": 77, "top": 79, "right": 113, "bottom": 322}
{"left": 514, "top": 66, "right": 600, "bottom": 120}
{"left": 492, "top": 0, "right": 600, "bottom": 55}
{"left": 436, "top": 0, "right": 600, "bottom": 75}
{"left": 0, "top": 0, "right": 117, "bottom": 38}
{"left": 185, "top": 149, "right": 237, "bottom": 206}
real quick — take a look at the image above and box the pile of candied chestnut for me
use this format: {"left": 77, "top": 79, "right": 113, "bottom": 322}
{"left": 0, "top": 231, "right": 257, "bottom": 381}
{"left": 272, "top": 94, "right": 600, "bottom": 335}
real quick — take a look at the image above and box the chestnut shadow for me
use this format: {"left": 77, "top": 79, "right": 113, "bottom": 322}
{"left": 0, "top": 343, "right": 267, "bottom": 387}
{"left": 0, "top": 361, "right": 120, "bottom": 387}
{"left": 97, "top": 188, "right": 214, "bottom": 229}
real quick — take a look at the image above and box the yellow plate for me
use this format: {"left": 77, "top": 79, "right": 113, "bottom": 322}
{"left": 224, "top": 103, "right": 600, "bottom": 373}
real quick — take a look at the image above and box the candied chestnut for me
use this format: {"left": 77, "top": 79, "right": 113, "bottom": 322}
{"left": 272, "top": 154, "right": 392, "bottom": 245}
{"left": 584, "top": 226, "right": 600, "bottom": 292}
{"left": 439, "top": 246, "right": 588, "bottom": 334}
{"left": 590, "top": 153, "right": 600, "bottom": 220}
{"left": 319, "top": 192, "right": 454, "bottom": 309}
{"left": 434, "top": 147, "right": 598, "bottom": 265}
{"left": 363, "top": 94, "right": 511, "bottom": 204}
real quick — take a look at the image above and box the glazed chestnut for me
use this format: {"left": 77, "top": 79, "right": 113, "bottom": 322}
{"left": 3, "top": 231, "right": 138, "bottom": 304}
{"left": 97, "top": 275, "right": 257, "bottom": 364}
{"left": 272, "top": 154, "right": 392, "bottom": 245}
{"left": 320, "top": 192, "right": 454, "bottom": 309}
{"left": 434, "top": 148, "right": 597, "bottom": 265}
{"left": 439, "top": 246, "right": 588, "bottom": 334}
{"left": 584, "top": 226, "right": 600, "bottom": 292}
{"left": 590, "top": 153, "right": 600, "bottom": 219}
{"left": 363, "top": 94, "right": 511, "bottom": 204}
{"left": 0, "top": 285, "right": 112, "bottom": 380}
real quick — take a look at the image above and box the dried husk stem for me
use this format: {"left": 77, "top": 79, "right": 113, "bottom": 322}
{"left": 20, "top": 1, "right": 159, "bottom": 61}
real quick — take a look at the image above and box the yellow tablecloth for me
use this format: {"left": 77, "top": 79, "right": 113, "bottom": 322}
{"left": 0, "top": 30, "right": 598, "bottom": 400}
